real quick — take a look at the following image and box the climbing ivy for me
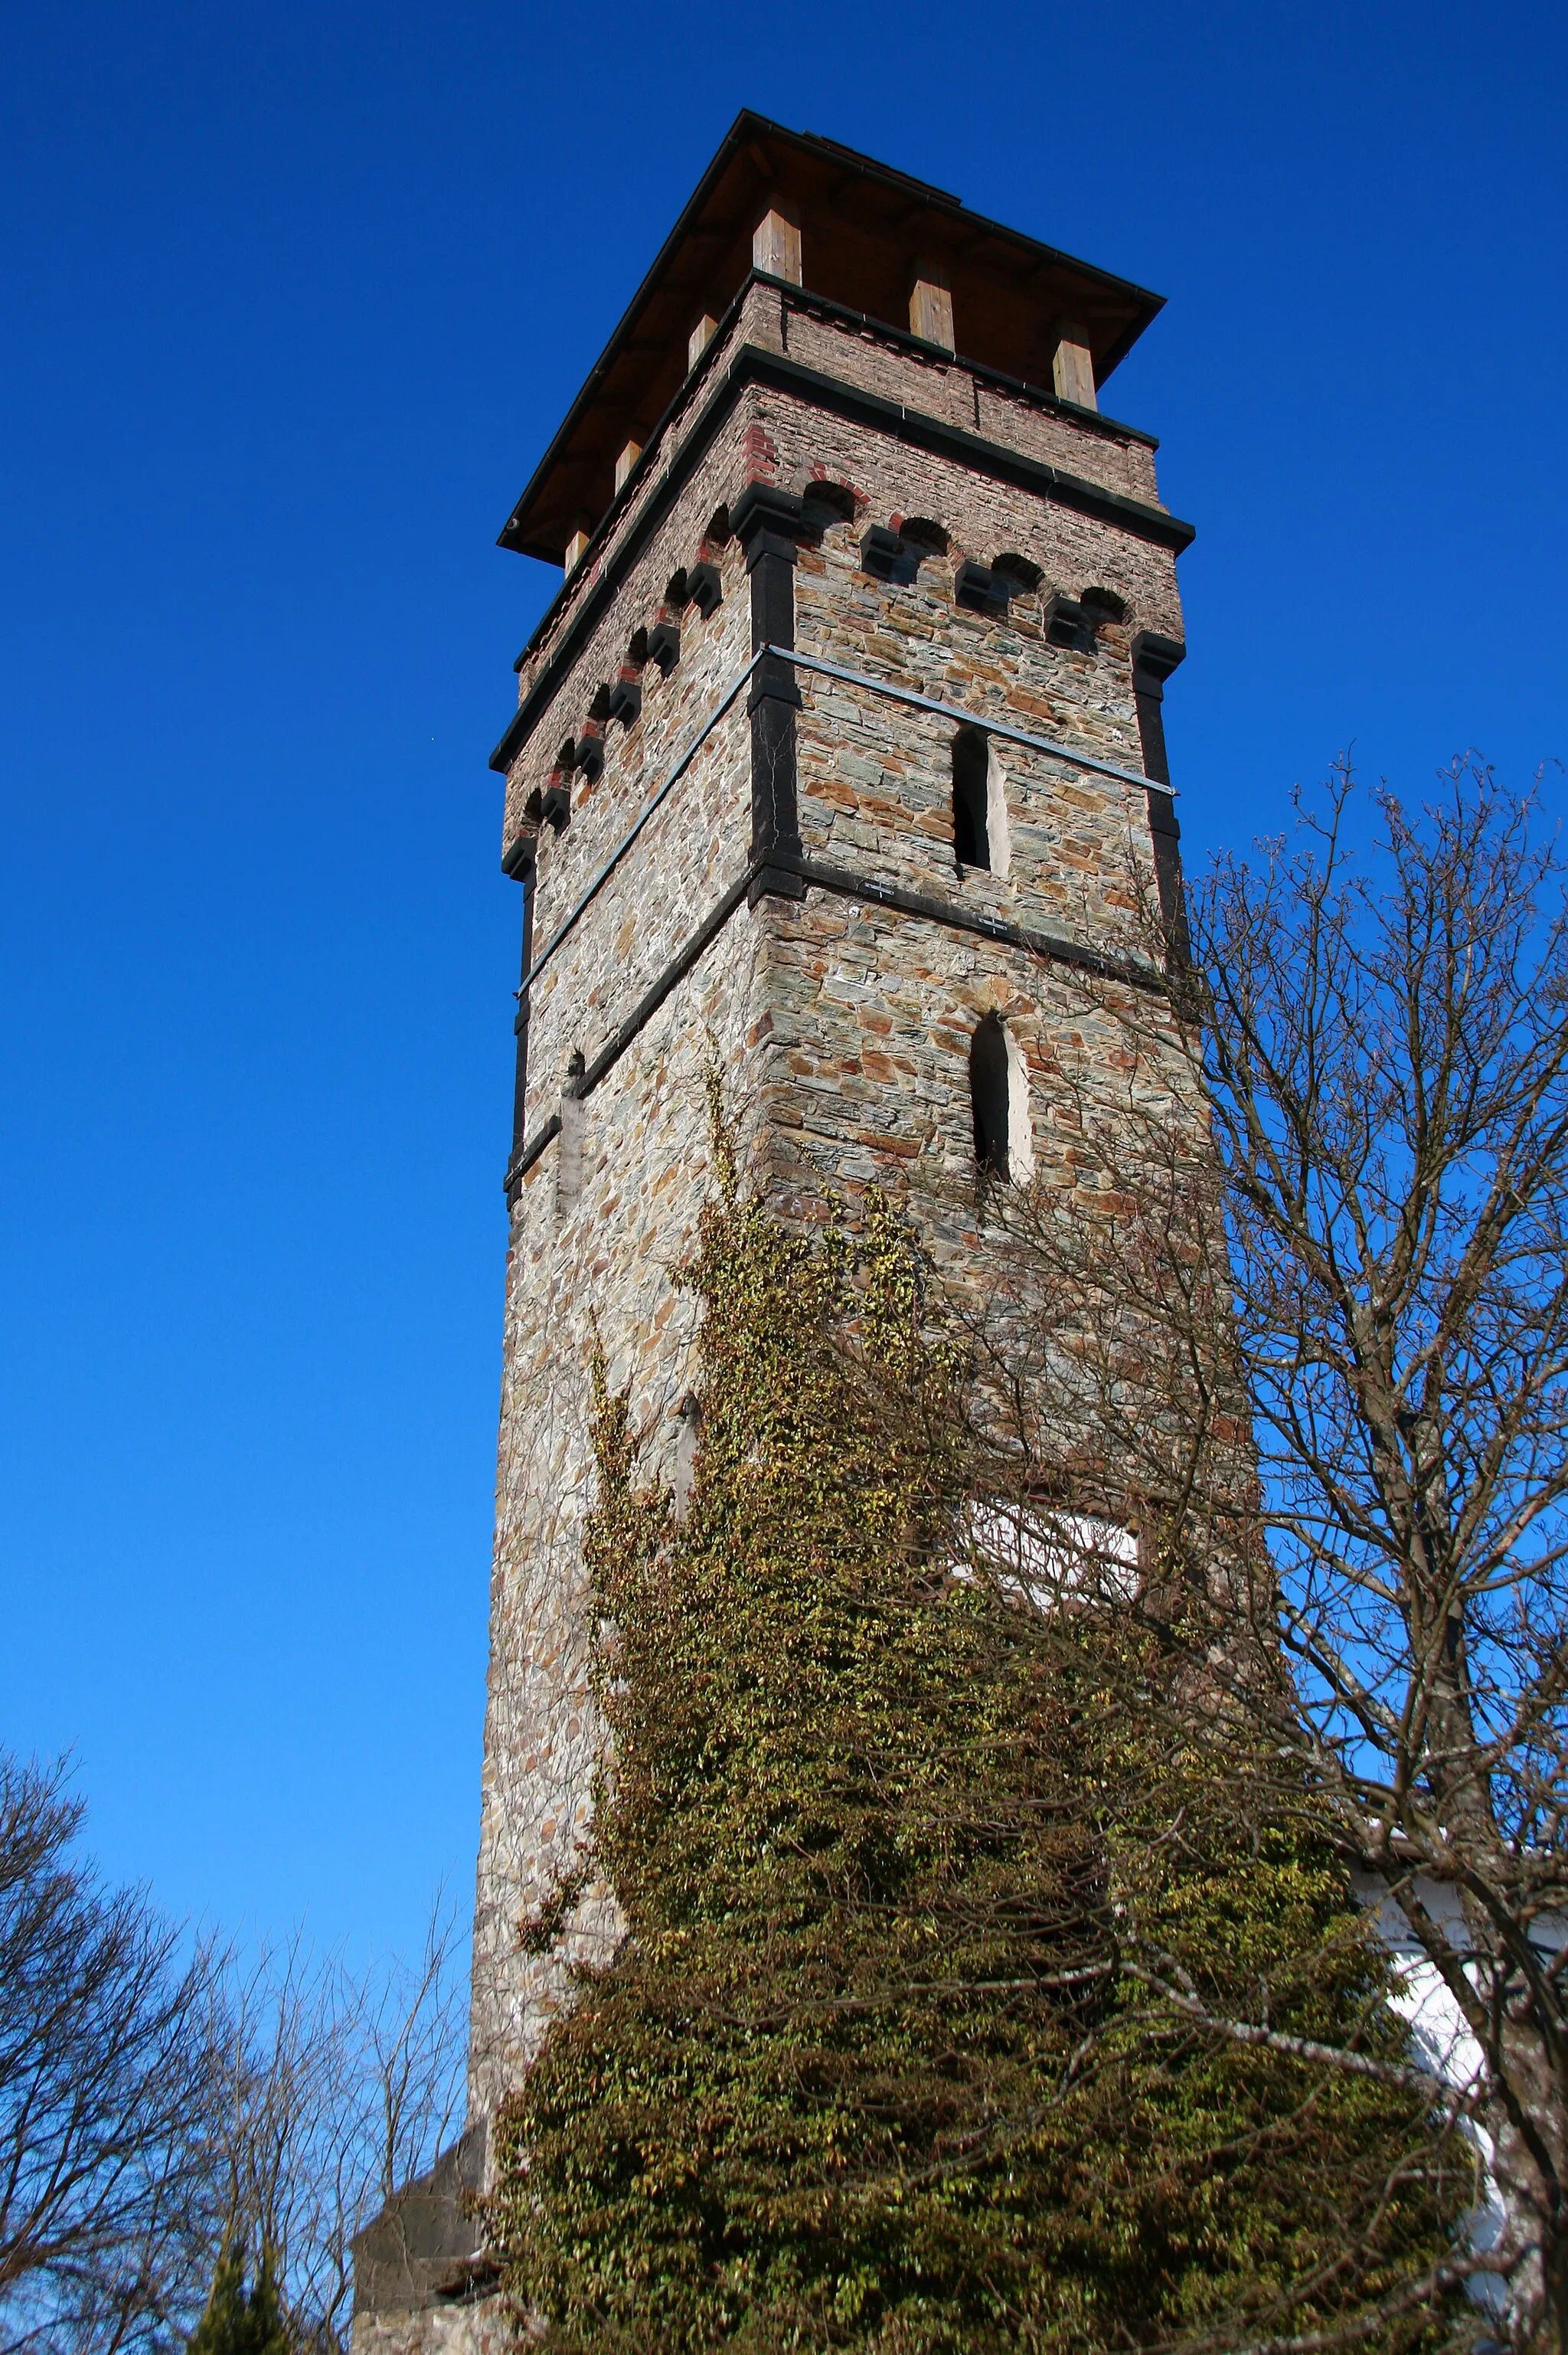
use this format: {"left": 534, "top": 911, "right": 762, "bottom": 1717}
{"left": 486, "top": 1116, "right": 1467, "bottom": 2352}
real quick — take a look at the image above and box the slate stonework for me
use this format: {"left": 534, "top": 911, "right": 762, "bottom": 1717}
{"left": 467, "top": 289, "right": 1191, "bottom": 2129}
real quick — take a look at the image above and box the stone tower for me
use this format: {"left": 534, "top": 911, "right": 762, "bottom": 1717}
{"left": 352, "top": 108, "right": 1193, "bottom": 2355}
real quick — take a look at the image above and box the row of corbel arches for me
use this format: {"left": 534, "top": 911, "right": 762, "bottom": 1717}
{"left": 854, "top": 505, "right": 1130, "bottom": 653}
{"left": 527, "top": 478, "right": 1148, "bottom": 839}
{"left": 524, "top": 505, "right": 733, "bottom": 834}
{"left": 795, "top": 472, "right": 1130, "bottom": 646}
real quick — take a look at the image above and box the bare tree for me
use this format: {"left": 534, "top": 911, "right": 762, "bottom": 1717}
{"left": 361, "top": 1902, "right": 469, "bottom": 2216}
{"left": 0, "top": 1754, "right": 224, "bottom": 2355}
{"left": 0, "top": 1747, "right": 467, "bottom": 2355}
{"left": 965, "top": 759, "right": 1568, "bottom": 2350}
{"left": 207, "top": 1901, "right": 467, "bottom": 2353}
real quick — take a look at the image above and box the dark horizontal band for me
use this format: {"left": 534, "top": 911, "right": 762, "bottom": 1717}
{"left": 502, "top": 852, "right": 1165, "bottom": 1199}
{"left": 504, "top": 863, "right": 760, "bottom": 1200}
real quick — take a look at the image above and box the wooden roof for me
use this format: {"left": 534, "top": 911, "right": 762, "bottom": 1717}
{"left": 499, "top": 113, "right": 1165, "bottom": 564}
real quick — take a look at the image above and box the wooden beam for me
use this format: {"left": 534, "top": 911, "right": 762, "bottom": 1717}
{"left": 908, "top": 264, "right": 955, "bottom": 354}
{"left": 614, "top": 440, "right": 643, "bottom": 493}
{"left": 564, "top": 528, "right": 590, "bottom": 571}
{"left": 752, "top": 207, "right": 802, "bottom": 286}
{"left": 688, "top": 313, "right": 719, "bottom": 369}
{"left": 1052, "top": 325, "right": 1097, "bottom": 410}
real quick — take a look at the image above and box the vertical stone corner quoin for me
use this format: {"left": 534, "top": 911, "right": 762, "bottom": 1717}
{"left": 350, "top": 110, "right": 1202, "bottom": 2355}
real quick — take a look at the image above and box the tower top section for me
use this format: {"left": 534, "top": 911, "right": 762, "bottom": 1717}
{"left": 498, "top": 110, "right": 1165, "bottom": 566}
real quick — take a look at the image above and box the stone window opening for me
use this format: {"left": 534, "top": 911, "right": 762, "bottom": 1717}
{"left": 953, "top": 728, "right": 989, "bottom": 871}
{"left": 959, "top": 1497, "right": 1140, "bottom": 1611}
{"left": 969, "top": 1012, "right": 1034, "bottom": 1187}
{"left": 952, "top": 728, "right": 1010, "bottom": 879}
{"left": 970, "top": 1013, "right": 1008, "bottom": 1179}
{"left": 556, "top": 1052, "right": 586, "bottom": 1215}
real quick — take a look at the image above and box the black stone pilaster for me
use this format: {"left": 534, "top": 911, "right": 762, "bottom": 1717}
{"left": 733, "top": 481, "right": 805, "bottom": 904}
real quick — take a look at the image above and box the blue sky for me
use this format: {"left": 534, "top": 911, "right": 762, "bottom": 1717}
{"left": 2, "top": 0, "right": 1563, "bottom": 1976}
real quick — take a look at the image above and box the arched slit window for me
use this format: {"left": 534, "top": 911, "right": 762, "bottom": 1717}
{"left": 952, "top": 727, "right": 1011, "bottom": 878}
{"left": 971, "top": 1014, "right": 1009, "bottom": 1179}
{"left": 970, "top": 1013, "right": 1034, "bottom": 1187}
{"left": 953, "top": 726, "right": 991, "bottom": 872}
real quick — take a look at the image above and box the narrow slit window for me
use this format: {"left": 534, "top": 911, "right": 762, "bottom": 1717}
{"left": 985, "top": 741, "right": 1011, "bottom": 880}
{"left": 952, "top": 727, "right": 991, "bottom": 872}
{"left": 557, "top": 1052, "right": 586, "bottom": 1214}
{"left": 971, "top": 1014, "right": 1009, "bottom": 1179}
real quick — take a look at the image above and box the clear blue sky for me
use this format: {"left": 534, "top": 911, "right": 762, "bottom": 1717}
{"left": 2, "top": 0, "right": 1563, "bottom": 1975}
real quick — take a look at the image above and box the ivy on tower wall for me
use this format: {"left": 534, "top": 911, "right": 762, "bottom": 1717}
{"left": 485, "top": 1106, "right": 1465, "bottom": 2354}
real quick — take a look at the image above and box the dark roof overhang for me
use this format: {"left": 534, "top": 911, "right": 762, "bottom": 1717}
{"left": 499, "top": 111, "right": 1165, "bottom": 564}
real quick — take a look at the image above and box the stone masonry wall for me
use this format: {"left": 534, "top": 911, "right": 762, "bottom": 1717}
{"left": 505, "top": 281, "right": 786, "bottom": 766}
{"left": 469, "top": 297, "right": 1192, "bottom": 2134}
{"left": 768, "top": 408, "right": 1187, "bottom": 1274}
{"left": 778, "top": 295, "right": 1165, "bottom": 509}
{"left": 469, "top": 899, "right": 773, "bottom": 2115}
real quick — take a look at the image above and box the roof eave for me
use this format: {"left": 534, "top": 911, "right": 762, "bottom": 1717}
{"left": 495, "top": 109, "right": 764, "bottom": 552}
{"left": 496, "top": 110, "right": 1168, "bottom": 559}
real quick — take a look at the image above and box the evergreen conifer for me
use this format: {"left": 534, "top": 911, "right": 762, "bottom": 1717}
{"left": 188, "top": 2240, "right": 292, "bottom": 2355}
